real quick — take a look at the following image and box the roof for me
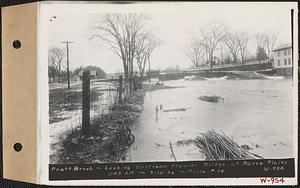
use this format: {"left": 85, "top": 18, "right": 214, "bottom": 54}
{"left": 273, "top": 43, "right": 292, "bottom": 51}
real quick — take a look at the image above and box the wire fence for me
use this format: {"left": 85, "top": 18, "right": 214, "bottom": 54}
{"left": 49, "top": 74, "right": 130, "bottom": 136}
{"left": 90, "top": 80, "right": 119, "bottom": 121}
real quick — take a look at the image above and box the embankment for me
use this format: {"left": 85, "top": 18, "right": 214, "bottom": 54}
{"left": 55, "top": 89, "right": 145, "bottom": 164}
{"left": 54, "top": 84, "right": 177, "bottom": 164}
{"left": 159, "top": 62, "right": 273, "bottom": 81}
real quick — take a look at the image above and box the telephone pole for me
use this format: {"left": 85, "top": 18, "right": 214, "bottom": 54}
{"left": 61, "top": 41, "right": 74, "bottom": 89}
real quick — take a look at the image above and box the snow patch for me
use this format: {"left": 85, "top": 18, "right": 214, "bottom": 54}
{"left": 205, "top": 76, "right": 228, "bottom": 81}
{"left": 255, "top": 72, "right": 285, "bottom": 80}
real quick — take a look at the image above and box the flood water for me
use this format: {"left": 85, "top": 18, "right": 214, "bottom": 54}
{"left": 126, "top": 78, "right": 295, "bottom": 162}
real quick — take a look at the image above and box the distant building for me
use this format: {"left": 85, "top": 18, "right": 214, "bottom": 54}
{"left": 105, "top": 72, "right": 125, "bottom": 79}
{"left": 78, "top": 70, "right": 97, "bottom": 80}
{"left": 272, "top": 43, "right": 292, "bottom": 75}
{"left": 213, "top": 56, "right": 224, "bottom": 65}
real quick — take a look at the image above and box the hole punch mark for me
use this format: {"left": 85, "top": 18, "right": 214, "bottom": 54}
{"left": 13, "top": 143, "right": 22, "bottom": 152}
{"left": 12, "top": 40, "right": 21, "bottom": 49}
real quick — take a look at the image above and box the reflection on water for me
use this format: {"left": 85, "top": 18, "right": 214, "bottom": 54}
{"left": 127, "top": 79, "right": 294, "bottom": 162}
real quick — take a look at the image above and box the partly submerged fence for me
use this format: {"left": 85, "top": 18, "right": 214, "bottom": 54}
{"left": 82, "top": 72, "right": 130, "bottom": 134}
{"left": 49, "top": 71, "right": 131, "bottom": 136}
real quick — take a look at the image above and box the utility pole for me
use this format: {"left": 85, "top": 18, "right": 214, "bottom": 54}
{"left": 61, "top": 41, "right": 74, "bottom": 89}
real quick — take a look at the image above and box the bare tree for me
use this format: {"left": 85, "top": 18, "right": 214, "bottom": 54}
{"left": 264, "top": 32, "right": 278, "bottom": 59}
{"left": 185, "top": 39, "right": 206, "bottom": 68}
{"left": 48, "top": 51, "right": 56, "bottom": 81}
{"left": 236, "top": 32, "right": 249, "bottom": 66}
{"left": 219, "top": 44, "right": 224, "bottom": 68}
{"left": 48, "top": 47, "right": 65, "bottom": 82}
{"left": 225, "top": 33, "right": 240, "bottom": 64}
{"left": 255, "top": 33, "right": 266, "bottom": 49}
{"left": 90, "top": 13, "right": 150, "bottom": 82}
{"left": 255, "top": 32, "right": 278, "bottom": 62}
{"left": 255, "top": 33, "right": 267, "bottom": 63}
{"left": 135, "top": 33, "right": 160, "bottom": 77}
{"left": 201, "top": 21, "right": 227, "bottom": 69}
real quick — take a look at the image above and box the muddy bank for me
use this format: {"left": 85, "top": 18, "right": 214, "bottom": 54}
{"left": 53, "top": 89, "right": 145, "bottom": 164}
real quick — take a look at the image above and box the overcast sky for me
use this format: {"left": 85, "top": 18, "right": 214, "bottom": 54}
{"left": 44, "top": 2, "right": 296, "bottom": 73}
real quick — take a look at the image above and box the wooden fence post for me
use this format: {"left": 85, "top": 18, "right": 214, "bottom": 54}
{"left": 82, "top": 71, "right": 90, "bottom": 135}
{"left": 118, "top": 75, "right": 122, "bottom": 105}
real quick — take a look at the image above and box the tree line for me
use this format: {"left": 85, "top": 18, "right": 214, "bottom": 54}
{"left": 48, "top": 48, "right": 106, "bottom": 82}
{"left": 185, "top": 21, "right": 278, "bottom": 69}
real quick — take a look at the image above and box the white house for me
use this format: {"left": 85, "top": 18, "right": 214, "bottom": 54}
{"left": 272, "top": 43, "right": 292, "bottom": 75}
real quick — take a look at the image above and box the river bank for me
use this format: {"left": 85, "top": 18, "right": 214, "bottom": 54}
{"left": 52, "top": 83, "right": 177, "bottom": 164}
{"left": 160, "top": 70, "right": 289, "bottom": 81}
